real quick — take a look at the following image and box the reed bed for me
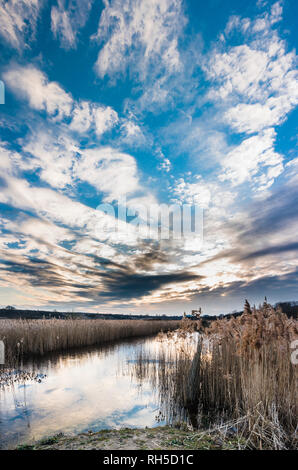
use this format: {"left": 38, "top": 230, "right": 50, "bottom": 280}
{"left": 0, "top": 318, "right": 180, "bottom": 366}
{"left": 132, "top": 303, "right": 298, "bottom": 449}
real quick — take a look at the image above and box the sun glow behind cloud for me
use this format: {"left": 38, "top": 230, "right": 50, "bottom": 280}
{"left": 0, "top": 0, "right": 297, "bottom": 314}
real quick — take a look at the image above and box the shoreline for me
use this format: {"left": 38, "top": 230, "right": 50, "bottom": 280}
{"left": 15, "top": 426, "right": 245, "bottom": 451}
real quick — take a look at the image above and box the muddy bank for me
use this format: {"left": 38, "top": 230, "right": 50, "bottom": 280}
{"left": 16, "top": 426, "right": 244, "bottom": 450}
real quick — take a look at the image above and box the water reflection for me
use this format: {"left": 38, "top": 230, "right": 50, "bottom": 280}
{"left": 0, "top": 332, "right": 203, "bottom": 449}
{"left": 0, "top": 336, "right": 169, "bottom": 449}
{"left": 126, "top": 331, "right": 200, "bottom": 427}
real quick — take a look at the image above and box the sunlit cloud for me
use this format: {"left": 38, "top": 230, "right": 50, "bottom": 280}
{"left": 0, "top": 0, "right": 297, "bottom": 313}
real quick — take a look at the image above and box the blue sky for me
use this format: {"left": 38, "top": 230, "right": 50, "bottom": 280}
{"left": 0, "top": 0, "right": 297, "bottom": 315}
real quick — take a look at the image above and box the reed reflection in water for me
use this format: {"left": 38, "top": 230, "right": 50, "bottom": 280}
{"left": 0, "top": 336, "right": 172, "bottom": 449}
{"left": 127, "top": 331, "right": 202, "bottom": 428}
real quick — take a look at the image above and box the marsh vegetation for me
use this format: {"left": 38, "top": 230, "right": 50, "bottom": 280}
{"left": 131, "top": 302, "right": 297, "bottom": 449}
{"left": 0, "top": 303, "right": 296, "bottom": 450}
{"left": 0, "top": 318, "right": 180, "bottom": 368}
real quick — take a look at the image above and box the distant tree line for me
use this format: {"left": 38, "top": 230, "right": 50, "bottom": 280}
{"left": 0, "top": 301, "right": 296, "bottom": 321}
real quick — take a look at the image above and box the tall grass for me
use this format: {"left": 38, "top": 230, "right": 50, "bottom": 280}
{"left": 133, "top": 303, "right": 298, "bottom": 449}
{"left": 0, "top": 318, "right": 180, "bottom": 366}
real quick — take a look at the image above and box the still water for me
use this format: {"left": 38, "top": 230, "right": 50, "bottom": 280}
{"left": 0, "top": 335, "right": 168, "bottom": 449}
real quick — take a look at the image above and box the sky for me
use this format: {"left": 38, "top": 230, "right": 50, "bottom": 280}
{"left": 0, "top": 0, "right": 297, "bottom": 315}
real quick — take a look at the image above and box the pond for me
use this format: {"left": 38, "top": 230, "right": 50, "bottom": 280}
{"left": 0, "top": 335, "right": 172, "bottom": 449}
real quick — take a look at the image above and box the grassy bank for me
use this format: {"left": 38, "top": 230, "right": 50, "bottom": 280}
{"left": 16, "top": 426, "right": 245, "bottom": 450}
{"left": 0, "top": 318, "right": 180, "bottom": 365}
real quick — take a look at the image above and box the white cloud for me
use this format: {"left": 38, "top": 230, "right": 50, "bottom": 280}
{"left": 0, "top": 173, "right": 115, "bottom": 242}
{"left": 4, "top": 65, "right": 119, "bottom": 135}
{"left": 93, "top": 105, "right": 119, "bottom": 135}
{"left": 74, "top": 147, "right": 140, "bottom": 201}
{"left": 220, "top": 40, "right": 298, "bottom": 133}
{"left": 133, "top": 76, "right": 172, "bottom": 112}
{"left": 158, "top": 158, "right": 171, "bottom": 173}
{"left": 1, "top": 69, "right": 135, "bottom": 197}
{"left": 93, "top": 0, "right": 185, "bottom": 79}
{"left": 219, "top": 128, "right": 283, "bottom": 189}
{"left": 120, "top": 120, "right": 147, "bottom": 146}
{"left": 4, "top": 215, "right": 74, "bottom": 248}
{"left": 4, "top": 65, "right": 73, "bottom": 120}
{"left": 224, "top": 2, "right": 283, "bottom": 37}
{"left": 199, "top": 1, "right": 297, "bottom": 195}
{"left": 23, "top": 131, "right": 79, "bottom": 189}
{"left": 51, "top": 2, "right": 75, "bottom": 49}
{"left": 69, "top": 101, "right": 93, "bottom": 133}
{"left": 51, "top": 0, "right": 93, "bottom": 49}
{"left": 206, "top": 6, "right": 298, "bottom": 136}
{"left": 171, "top": 177, "right": 211, "bottom": 208}
{"left": 224, "top": 103, "right": 284, "bottom": 134}
{"left": 0, "top": 0, "right": 41, "bottom": 50}
{"left": 207, "top": 45, "right": 269, "bottom": 100}
{"left": 22, "top": 127, "right": 141, "bottom": 197}
{"left": 0, "top": 166, "right": 152, "bottom": 263}
{"left": 0, "top": 142, "right": 23, "bottom": 175}
{"left": 70, "top": 101, "right": 118, "bottom": 135}
{"left": 270, "top": 1, "right": 283, "bottom": 25}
